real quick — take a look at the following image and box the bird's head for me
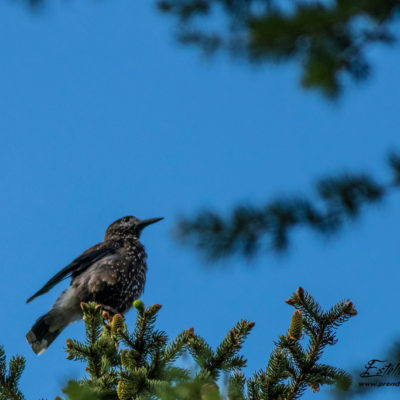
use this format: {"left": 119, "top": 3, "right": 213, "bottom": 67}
{"left": 105, "top": 216, "right": 163, "bottom": 240}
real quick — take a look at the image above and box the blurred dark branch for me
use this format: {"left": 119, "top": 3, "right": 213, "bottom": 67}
{"left": 11, "top": 0, "right": 400, "bottom": 97}
{"left": 175, "top": 152, "right": 400, "bottom": 261}
{"left": 157, "top": 0, "right": 400, "bottom": 97}
{"left": 10, "top": 0, "right": 44, "bottom": 9}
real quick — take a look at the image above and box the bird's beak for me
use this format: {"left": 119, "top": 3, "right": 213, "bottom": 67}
{"left": 137, "top": 217, "right": 164, "bottom": 230}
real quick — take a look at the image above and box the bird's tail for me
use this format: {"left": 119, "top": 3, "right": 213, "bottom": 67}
{"left": 26, "top": 310, "right": 67, "bottom": 355}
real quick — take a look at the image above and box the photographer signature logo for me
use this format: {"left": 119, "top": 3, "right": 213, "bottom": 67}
{"left": 359, "top": 360, "right": 400, "bottom": 388}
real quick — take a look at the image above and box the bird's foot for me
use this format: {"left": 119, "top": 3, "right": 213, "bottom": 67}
{"left": 98, "top": 304, "right": 120, "bottom": 316}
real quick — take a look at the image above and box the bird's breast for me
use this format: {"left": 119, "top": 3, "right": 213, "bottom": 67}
{"left": 70, "top": 240, "right": 148, "bottom": 314}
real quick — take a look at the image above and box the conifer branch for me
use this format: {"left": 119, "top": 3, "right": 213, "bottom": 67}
{"left": 0, "top": 347, "right": 25, "bottom": 400}
{"left": 0, "top": 288, "right": 356, "bottom": 399}
{"left": 157, "top": 0, "right": 400, "bottom": 96}
{"left": 176, "top": 152, "right": 400, "bottom": 261}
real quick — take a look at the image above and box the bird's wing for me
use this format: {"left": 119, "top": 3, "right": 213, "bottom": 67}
{"left": 26, "top": 243, "right": 116, "bottom": 304}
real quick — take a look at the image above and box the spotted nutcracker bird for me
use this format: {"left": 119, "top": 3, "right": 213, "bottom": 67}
{"left": 26, "top": 216, "right": 163, "bottom": 355}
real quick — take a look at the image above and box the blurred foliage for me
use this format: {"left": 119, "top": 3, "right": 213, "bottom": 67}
{"left": 11, "top": 0, "right": 400, "bottom": 97}
{"left": 176, "top": 152, "right": 400, "bottom": 261}
{"left": 157, "top": 0, "right": 400, "bottom": 97}
{"left": 1, "top": 290, "right": 357, "bottom": 399}
{"left": 11, "top": 0, "right": 44, "bottom": 9}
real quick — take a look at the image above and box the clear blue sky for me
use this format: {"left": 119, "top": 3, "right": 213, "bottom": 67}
{"left": 0, "top": 1, "right": 399, "bottom": 399}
